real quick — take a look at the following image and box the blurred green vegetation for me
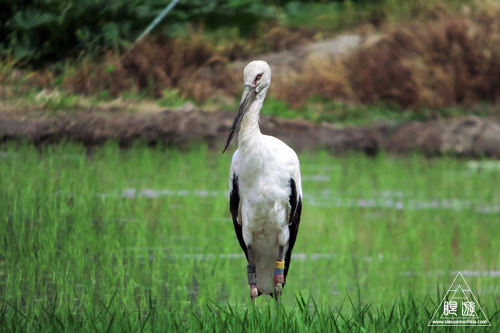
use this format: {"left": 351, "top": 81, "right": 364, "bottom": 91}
{"left": 2, "top": 0, "right": 492, "bottom": 124}
{"left": 1, "top": 0, "right": 471, "bottom": 66}
{"left": 257, "top": 96, "right": 497, "bottom": 126}
{"left": 0, "top": 0, "right": 258, "bottom": 64}
{"left": 1, "top": 143, "right": 499, "bottom": 330}
{"left": 0, "top": 0, "right": 303, "bottom": 65}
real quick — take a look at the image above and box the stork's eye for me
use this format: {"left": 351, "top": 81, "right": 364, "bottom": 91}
{"left": 254, "top": 73, "right": 263, "bottom": 85}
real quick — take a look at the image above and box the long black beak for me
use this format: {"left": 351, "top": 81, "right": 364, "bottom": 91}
{"left": 222, "top": 86, "right": 254, "bottom": 153}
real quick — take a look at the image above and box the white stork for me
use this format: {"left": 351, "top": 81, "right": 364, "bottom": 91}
{"left": 222, "top": 60, "right": 303, "bottom": 302}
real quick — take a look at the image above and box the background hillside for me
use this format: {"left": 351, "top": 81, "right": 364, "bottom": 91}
{"left": 2, "top": 0, "right": 500, "bottom": 125}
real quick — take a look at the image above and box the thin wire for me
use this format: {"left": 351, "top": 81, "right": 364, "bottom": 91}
{"left": 125, "top": 0, "right": 180, "bottom": 55}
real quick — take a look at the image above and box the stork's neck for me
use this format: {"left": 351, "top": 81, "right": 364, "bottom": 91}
{"left": 238, "top": 95, "right": 264, "bottom": 150}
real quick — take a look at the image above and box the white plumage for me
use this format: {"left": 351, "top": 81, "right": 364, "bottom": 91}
{"left": 223, "top": 61, "right": 302, "bottom": 300}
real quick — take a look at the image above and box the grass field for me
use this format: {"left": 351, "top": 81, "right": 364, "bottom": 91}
{"left": 1, "top": 143, "right": 499, "bottom": 331}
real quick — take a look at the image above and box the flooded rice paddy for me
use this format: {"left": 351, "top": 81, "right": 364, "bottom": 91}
{"left": 1, "top": 143, "right": 499, "bottom": 318}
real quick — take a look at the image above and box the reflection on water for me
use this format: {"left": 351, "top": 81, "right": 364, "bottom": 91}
{"left": 301, "top": 175, "right": 331, "bottom": 182}
{"left": 309, "top": 195, "right": 500, "bottom": 214}
{"left": 402, "top": 270, "right": 500, "bottom": 278}
{"left": 121, "top": 188, "right": 219, "bottom": 198}
{"left": 97, "top": 185, "right": 500, "bottom": 214}
{"left": 119, "top": 248, "right": 404, "bottom": 263}
{"left": 466, "top": 160, "right": 500, "bottom": 172}
{"left": 459, "top": 270, "right": 500, "bottom": 277}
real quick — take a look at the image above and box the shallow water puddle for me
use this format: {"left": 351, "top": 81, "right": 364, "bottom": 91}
{"left": 117, "top": 250, "right": 406, "bottom": 263}
{"left": 466, "top": 160, "right": 500, "bottom": 172}
{"left": 402, "top": 270, "right": 500, "bottom": 277}
{"left": 84, "top": 186, "right": 500, "bottom": 213}
{"left": 308, "top": 194, "right": 500, "bottom": 214}
{"left": 301, "top": 174, "right": 331, "bottom": 182}
{"left": 121, "top": 188, "right": 220, "bottom": 198}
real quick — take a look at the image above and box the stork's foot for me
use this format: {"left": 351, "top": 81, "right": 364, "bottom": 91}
{"left": 250, "top": 284, "right": 258, "bottom": 303}
{"left": 247, "top": 264, "right": 258, "bottom": 303}
{"left": 274, "top": 260, "right": 285, "bottom": 302}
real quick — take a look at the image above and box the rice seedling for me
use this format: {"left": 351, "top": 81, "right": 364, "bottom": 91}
{"left": 0, "top": 143, "right": 498, "bottom": 331}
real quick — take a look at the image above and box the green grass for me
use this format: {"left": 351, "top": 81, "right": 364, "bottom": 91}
{"left": 0, "top": 143, "right": 499, "bottom": 331}
{"left": 259, "top": 96, "right": 498, "bottom": 126}
{"left": 281, "top": 0, "right": 474, "bottom": 31}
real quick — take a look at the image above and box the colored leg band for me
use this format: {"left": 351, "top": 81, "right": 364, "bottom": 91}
{"left": 247, "top": 265, "right": 257, "bottom": 285}
{"left": 274, "top": 260, "right": 284, "bottom": 283}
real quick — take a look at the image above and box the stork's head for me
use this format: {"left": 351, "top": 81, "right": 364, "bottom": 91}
{"left": 222, "top": 61, "right": 271, "bottom": 153}
{"left": 243, "top": 60, "right": 271, "bottom": 95}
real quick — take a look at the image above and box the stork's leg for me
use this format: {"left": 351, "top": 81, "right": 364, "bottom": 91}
{"left": 274, "top": 246, "right": 285, "bottom": 302}
{"left": 246, "top": 246, "right": 258, "bottom": 303}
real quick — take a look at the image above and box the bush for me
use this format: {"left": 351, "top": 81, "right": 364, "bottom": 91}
{"left": 0, "top": 0, "right": 404, "bottom": 67}
{"left": 0, "top": 0, "right": 272, "bottom": 66}
{"left": 344, "top": 7, "right": 500, "bottom": 107}
{"left": 274, "top": 4, "right": 500, "bottom": 109}
{"left": 1, "top": 0, "right": 153, "bottom": 64}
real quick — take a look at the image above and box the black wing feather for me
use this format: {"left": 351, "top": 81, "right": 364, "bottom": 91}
{"left": 283, "top": 178, "right": 302, "bottom": 287}
{"left": 230, "top": 175, "right": 248, "bottom": 260}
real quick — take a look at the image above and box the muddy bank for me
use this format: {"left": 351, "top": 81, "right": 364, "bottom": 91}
{"left": 1, "top": 111, "right": 499, "bottom": 158}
